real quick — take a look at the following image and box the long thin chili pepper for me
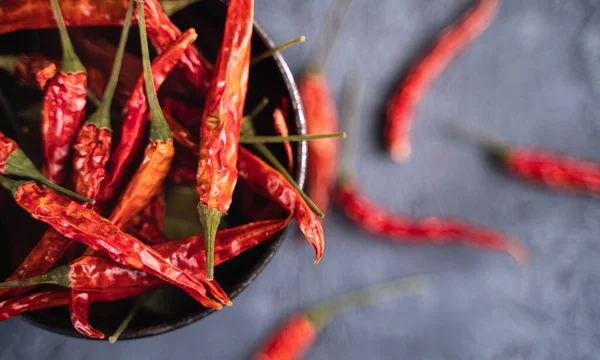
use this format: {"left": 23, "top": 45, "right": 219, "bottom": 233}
{"left": 0, "top": 178, "right": 230, "bottom": 309}
{"left": 448, "top": 123, "right": 600, "bottom": 198}
{"left": 41, "top": 0, "right": 87, "bottom": 186}
{"left": 336, "top": 80, "right": 529, "bottom": 265}
{"left": 385, "top": 0, "right": 500, "bottom": 161}
{"left": 96, "top": 28, "right": 197, "bottom": 210}
{"left": 238, "top": 147, "right": 324, "bottom": 263}
{"left": 252, "top": 275, "right": 428, "bottom": 360}
{"left": 0, "top": 218, "right": 291, "bottom": 292}
{"left": 196, "top": 0, "right": 254, "bottom": 280}
{"left": 0, "top": 55, "right": 57, "bottom": 89}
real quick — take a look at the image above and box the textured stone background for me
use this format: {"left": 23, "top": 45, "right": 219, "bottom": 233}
{"left": 2, "top": 0, "right": 600, "bottom": 359}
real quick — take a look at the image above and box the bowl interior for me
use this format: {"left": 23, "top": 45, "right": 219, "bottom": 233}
{"left": 0, "top": 0, "right": 306, "bottom": 340}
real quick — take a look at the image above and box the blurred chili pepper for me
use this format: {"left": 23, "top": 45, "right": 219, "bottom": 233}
{"left": 96, "top": 28, "right": 197, "bottom": 211}
{"left": 42, "top": 0, "right": 88, "bottom": 185}
{"left": 0, "top": 178, "right": 230, "bottom": 309}
{"left": 336, "top": 80, "right": 529, "bottom": 265}
{"left": 0, "top": 218, "right": 290, "bottom": 322}
{"left": 164, "top": 111, "right": 198, "bottom": 152}
{"left": 272, "top": 108, "right": 294, "bottom": 172}
{"left": 252, "top": 276, "right": 427, "bottom": 360}
{"left": 385, "top": 0, "right": 500, "bottom": 161}
{"left": 238, "top": 147, "right": 324, "bottom": 263}
{"left": 0, "top": 55, "right": 57, "bottom": 89}
{"left": 196, "top": 0, "right": 254, "bottom": 280}
{"left": 449, "top": 123, "right": 600, "bottom": 199}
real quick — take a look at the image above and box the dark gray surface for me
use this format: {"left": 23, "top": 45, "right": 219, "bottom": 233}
{"left": 2, "top": 0, "right": 600, "bottom": 359}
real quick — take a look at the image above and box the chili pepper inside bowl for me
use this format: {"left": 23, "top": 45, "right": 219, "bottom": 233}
{"left": 0, "top": 0, "right": 306, "bottom": 339}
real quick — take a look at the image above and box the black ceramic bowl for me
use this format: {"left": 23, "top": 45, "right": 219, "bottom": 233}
{"left": 0, "top": 0, "right": 306, "bottom": 339}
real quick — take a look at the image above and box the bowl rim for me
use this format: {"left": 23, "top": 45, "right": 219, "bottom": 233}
{"left": 19, "top": 11, "right": 307, "bottom": 340}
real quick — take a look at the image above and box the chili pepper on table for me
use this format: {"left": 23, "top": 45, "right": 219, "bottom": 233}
{"left": 0, "top": 218, "right": 290, "bottom": 323}
{"left": 252, "top": 275, "right": 428, "bottom": 360}
{"left": 385, "top": 0, "right": 500, "bottom": 161}
{"left": 448, "top": 123, "right": 600, "bottom": 198}
{"left": 0, "top": 178, "right": 230, "bottom": 309}
{"left": 336, "top": 80, "right": 529, "bottom": 265}
{"left": 196, "top": 0, "right": 254, "bottom": 280}
{"left": 96, "top": 27, "right": 197, "bottom": 211}
{"left": 0, "top": 55, "right": 57, "bottom": 89}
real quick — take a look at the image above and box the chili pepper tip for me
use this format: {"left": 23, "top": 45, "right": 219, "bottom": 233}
{"left": 388, "top": 142, "right": 411, "bottom": 163}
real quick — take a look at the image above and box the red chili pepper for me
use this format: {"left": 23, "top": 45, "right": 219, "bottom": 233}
{"left": 0, "top": 178, "right": 230, "bottom": 309}
{"left": 337, "top": 80, "right": 529, "bottom": 265}
{"left": 164, "top": 110, "right": 198, "bottom": 152}
{"left": 238, "top": 147, "right": 324, "bottom": 263}
{"left": 0, "top": 218, "right": 290, "bottom": 322}
{"left": 125, "top": 212, "right": 170, "bottom": 245}
{"left": 385, "top": 0, "right": 500, "bottom": 161}
{"left": 0, "top": 55, "right": 57, "bottom": 89}
{"left": 252, "top": 276, "right": 427, "bottom": 360}
{"left": 272, "top": 108, "right": 294, "bottom": 172}
{"left": 167, "top": 143, "right": 198, "bottom": 185}
{"left": 42, "top": 0, "right": 88, "bottom": 185}
{"left": 196, "top": 0, "right": 254, "bottom": 280}
{"left": 160, "top": 95, "right": 203, "bottom": 132}
{"left": 97, "top": 28, "right": 197, "bottom": 210}
{"left": 449, "top": 123, "right": 600, "bottom": 198}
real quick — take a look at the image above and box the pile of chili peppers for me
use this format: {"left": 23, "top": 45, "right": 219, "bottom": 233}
{"left": 0, "top": 0, "right": 594, "bottom": 355}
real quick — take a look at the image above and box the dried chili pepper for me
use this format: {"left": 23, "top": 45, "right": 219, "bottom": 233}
{"left": 167, "top": 144, "right": 198, "bottom": 185}
{"left": 160, "top": 95, "right": 203, "bottom": 132}
{"left": 252, "top": 276, "right": 428, "bottom": 360}
{"left": 196, "top": 0, "right": 254, "bottom": 280}
{"left": 0, "top": 55, "right": 57, "bottom": 89}
{"left": 42, "top": 0, "right": 88, "bottom": 185}
{"left": 272, "top": 108, "right": 294, "bottom": 172}
{"left": 449, "top": 123, "right": 600, "bottom": 198}
{"left": 0, "top": 178, "right": 229, "bottom": 309}
{"left": 336, "top": 80, "right": 529, "bottom": 265}
{"left": 0, "top": 218, "right": 291, "bottom": 292}
{"left": 164, "top": 111, "right": 198, "bottom": 152}
{"left": 238, "top": 147, "right": 324, "bottom": 263}
{"left": 97, "top": 28, "right": 197, "bottom": 210}
{"left": 385, "top": 0, "right": 500, "bottom": 161}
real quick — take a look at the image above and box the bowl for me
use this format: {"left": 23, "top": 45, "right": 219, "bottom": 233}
{"left": 0, "top": 0, "right": 306, "bottom": 340}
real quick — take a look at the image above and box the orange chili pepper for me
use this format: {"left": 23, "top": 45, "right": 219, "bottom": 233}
{"left": 196, "top": 0, "right": 254, "bottom": 280}
{"left": 272, "top": 108, "right": 294, "bottom": 172}
{"left": 0, "top": 55, "right": 57, "bottom": 89}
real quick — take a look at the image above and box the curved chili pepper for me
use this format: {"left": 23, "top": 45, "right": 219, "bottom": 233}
{"left": 69, "top": 291, "right": 104, "bottom": 339}
{"left": 272, "top": 108, "right": 294, "bottom": 172}
{"left": 0, "top": 178, "right": 229, "bottom": 309}
{"left": 298, "top": 74, "right": 339, "bottom": 213}
{"left": 252, "top": 276, "right": 427, "bottom": 360}
{"left": 196, "top": 0, "right": 254, "bottom": 280}
{"left": 41, "top": 0, "right": 88, "bottom": 185}
{"left": 97, "top": 28, "right": 197, "bottom": 210}
{"left": 238, "top": 147, "right": 324, "bottom": 263}
{"left": 0, "top": 55, "right": 57, "bottom": 89}
{"left": 385, "top": 0, "right": 500, "bottom": 161}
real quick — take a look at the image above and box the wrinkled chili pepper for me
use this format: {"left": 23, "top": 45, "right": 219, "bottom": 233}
{"left": 449, "top": 123, "right": 600, "bottom": 198}
{"left": 252, "top": 276, "right": 427, "bottom": 360}
{"left": 0, "top": 54, "right": 57, "bottom": 89}
{"left": 0, "top": 178, "right": 230, "bottom": 309}
{"left": 41, "top": 0, "right": 88, "bottom": 185}
{"left": 196, "top": 0, "right": 254, "bottom": 280}
{"left": 238, "top": 147, "right": 324, "bottom": 263}
{"left": 336, "top": 80, "right": 529, "bottom": 265}
{"left": 385, "top": 0, "right": 500, "bottom": 161}
{"left": 272, "top": 108, "right": 294, "bottom": 172}
{"left": 0, "top": 218, "right": 290, "bottom": 322}
{"left": 96, "top": 28, "right": 197, "bottom": 210}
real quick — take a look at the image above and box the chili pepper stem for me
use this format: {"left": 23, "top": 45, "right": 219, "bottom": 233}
{"left": 109, "top": 294, "right": 147, "bottom": 343}
{"left": 160, "top": 0, "right": 201, "bottom": 16}
{"left": 251, "top": 36, "right": 306, "bottom": 65}
{"left": 0, "top": 266, "right": 72, "bottom": 289}
{"left": 49, "top": 0, "right": 85, "bottom": 74}
{"left": 4, "top": 150, "right": 94, "bottom": 204}
{"left": 87, "top": 92, "right": 102, "bottom": 108}
{"left": 445, "top": 122, "right": 510, "bottom": 163}
{"left": 197, "top": 205, "right": 222, "bottom": 280}
{"left": 306, "top": 275, "right": 428, "bottom": 330}
{"left": 0, "top": 55, "right": 19, "bottom": 74}
{"left": 239, "top": 132, "right": 346, "bottom": 144}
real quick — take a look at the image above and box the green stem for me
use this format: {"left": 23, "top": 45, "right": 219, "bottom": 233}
{"left": 4, "top": 150, "right": 94, "bottom": 204}
{"left": 338, "top": 77, "right": 364, "bottom": 179}
{"left": 0, "top": 266, "right": 71, "bottom": 289}
{"left": 160, "top": 0, "right": 200, "bottom": 16}
{"left": 251, "top": 36, "right": 306, "bottom": 65}
{"left": 0, "top": 55, "right": 20, "bottom": 74}
{"left": 306, "top": 275, "right": 428, "bottom": 330}
{"left": 239, "top": 132, "right": 345, "bottom": 144}
{"left": 109, "top": 293, "right": 148, "bottom": 343}
{"left": 49, "top": 0, "right": 85, "bottom": 74}
{"left": 87, "top": 91, "right": 102, "bottom": 108}
{"left": 0, "top": 175, "right": 30, "bottom": 196}
{"left": 86, "top": 0, "right": 135, "bottom": 130}
{"left": 197, "top": 205, "right": 221, "bottom": 280}
{"left": 137, "top": 0, "right": 173, "bottom": 142}
{"left": 444, "top": 122, "right": 510, "bottom": 164}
